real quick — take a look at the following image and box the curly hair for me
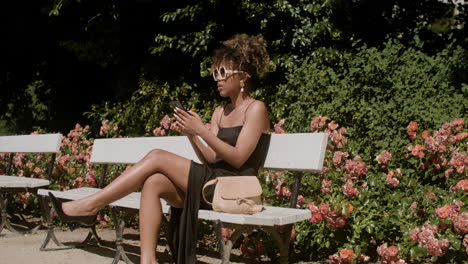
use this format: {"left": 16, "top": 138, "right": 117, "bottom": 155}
{"left": 212, "top": 34, "right": 270, "bottom": 81}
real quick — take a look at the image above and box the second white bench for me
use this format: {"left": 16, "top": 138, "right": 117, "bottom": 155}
{"left": 0, "top": 133, "right": 62, "bottom": 234}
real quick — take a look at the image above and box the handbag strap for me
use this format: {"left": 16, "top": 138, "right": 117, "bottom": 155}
{"left": 202, "top": 178, "right": 218, "bottom": 205}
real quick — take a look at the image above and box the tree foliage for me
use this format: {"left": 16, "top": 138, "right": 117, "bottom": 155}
{"left": 2, "top": 0, "right": 466, "bottom": 134}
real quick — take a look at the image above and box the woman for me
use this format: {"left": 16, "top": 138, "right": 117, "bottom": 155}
{"left": 50, "top": 33, "right": 271, "bottom": 264}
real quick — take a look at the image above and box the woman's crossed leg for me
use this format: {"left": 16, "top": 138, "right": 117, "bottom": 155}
{"left": 59, "top": 149, "right": 191, "bottom": 263}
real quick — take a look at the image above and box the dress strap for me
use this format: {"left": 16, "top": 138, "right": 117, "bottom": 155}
{"left": 218, "top": 104, "right": 228, "bottom": 126}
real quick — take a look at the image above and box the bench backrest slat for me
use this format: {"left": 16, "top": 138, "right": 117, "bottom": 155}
{"left": 263, "top": 133, "right": 328, "bottom": 172}
{"left": 0, "top": 134, "right": 62, "bottom": 153}
{"left": 90, "top": 137, "right": 201, "bottom": 165}
{"left": 90, "top": 133, "right": 328, "bottom": 172}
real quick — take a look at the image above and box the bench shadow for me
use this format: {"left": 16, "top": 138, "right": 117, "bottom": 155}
{"left": 44, "top": 234, "right": 173, "bottom": 263}
{"left": 69, "top": 239, "right": 142, "bottom": 263}
{"left": 62, "top": 238, "right": 175, "bottom": 263}
{"left": 196, "top": 246, "right": 268, "bottom": 264}
{"left": 112, "top": 234, "right": 255, "bottom": 264}
{"left": 4, "top": 214, "right": 45, "bottom": 234}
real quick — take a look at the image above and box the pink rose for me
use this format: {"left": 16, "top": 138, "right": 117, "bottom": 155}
{"left": 376, "top": 150, "right": 392, "bottom": 164}
{"left": 274, "top": 119, "right": 286, "bottom": 134}
{"left": 339, "top": 249, "right": 355, "bottom": 263}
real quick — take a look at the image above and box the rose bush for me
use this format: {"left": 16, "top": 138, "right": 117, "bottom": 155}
{"left": 258, "top": 117, "right": 467, "bottom": 263}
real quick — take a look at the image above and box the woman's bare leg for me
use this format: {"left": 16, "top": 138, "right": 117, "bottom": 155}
{"left": 139, "top": 173, "right": 184, "bottom": 264}
{"left": 61, "top": 149, "right": 191, "bottom": 216}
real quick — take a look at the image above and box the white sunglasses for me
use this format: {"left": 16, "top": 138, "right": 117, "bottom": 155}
{"left": 212, "top": 66, "right": 244, "bottom": 81}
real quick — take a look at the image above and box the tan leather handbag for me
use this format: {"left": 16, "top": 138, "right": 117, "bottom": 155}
{"left": 202, "top": 176, "right": 263, "bottom": 214}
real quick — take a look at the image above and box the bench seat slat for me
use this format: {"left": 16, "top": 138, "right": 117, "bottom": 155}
{"left": 38, "top": 188, "right": 171, "bottom": 214}
{"left": 0, "top": 175, "right": 50, "bottom": 188}
{"left": 199, "top": 206, "right": 311, "bottom": 226}
{"left": 38, "top": 189, "right": 98, "bottom": 202}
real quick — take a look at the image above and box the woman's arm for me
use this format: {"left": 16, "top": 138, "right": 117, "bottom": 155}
{"left": 175, "top": 101, "right": 269, "bottom": 169}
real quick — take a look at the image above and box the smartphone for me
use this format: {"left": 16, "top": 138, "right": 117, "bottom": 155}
{"left": 170, "top": 100, "right": 189, "bottom": 113}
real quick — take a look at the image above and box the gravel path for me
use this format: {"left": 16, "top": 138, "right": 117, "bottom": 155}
{"left": 0, "top": 218, "right": 323, "bottom": 264}
{"left": 0, "top": 224, "right": 232, "bottom": 264}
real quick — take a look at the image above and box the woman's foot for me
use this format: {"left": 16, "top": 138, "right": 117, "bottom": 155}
{"left": 61, "top": 199, "right": 99, "bottom": 217}
{"left": 48, "top": 192, "right": 97, "bottom": 227}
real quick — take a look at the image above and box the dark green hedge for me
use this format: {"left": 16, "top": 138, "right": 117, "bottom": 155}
{"left": 269, "top": 41, "right": 467, "bottom": 161}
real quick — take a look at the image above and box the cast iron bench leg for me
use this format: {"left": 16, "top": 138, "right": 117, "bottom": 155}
{"left": 215, "top": 221, "right": 252, "bottom": 264}
{"left": 264, "top": 225, "right": 293, "bottom": 264}
{"left": 76, "top": 225, "right": 103, "bottom": 247}
{"left": 110, "top": 208, "right": 135, "bottom": 264}
{"left": 0, "top": 191, "right": 28, "bottom": 234}
{"left": 39, "top": 195, "right": 102, "bottom": 250}
{"left": 40, "top": 195, "right": 67, "bottom": 250}
{"left": 0, "top": 191, "right": 12, "bottom": 234}
{"left": 1, "top": 190, "right": 47, "bottom": 235}
{"left": 214, "top": 222, "right": 293, "bottom": 264}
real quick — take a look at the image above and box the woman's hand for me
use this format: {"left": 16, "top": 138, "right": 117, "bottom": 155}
{"left": 174, "top": 108, "right": 206, "bottom": 136}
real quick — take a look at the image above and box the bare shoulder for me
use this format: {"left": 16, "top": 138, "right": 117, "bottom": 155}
{"left": 246, "top": 100, "right": 268, "bottom": 116}
{"left": 245, "top": 100, "right": 269, "bottom": 132}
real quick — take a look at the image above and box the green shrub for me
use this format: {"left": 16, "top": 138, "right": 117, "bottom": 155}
{"left": 269, "top": 41, "right": 467, "bottom": 162}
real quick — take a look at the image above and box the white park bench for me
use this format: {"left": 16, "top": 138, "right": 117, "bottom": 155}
{"left": 38, "top": 133, "right": 328, "bottom": 264}
{"left": 0, "top": 133, "right": 62, "bottom": 234}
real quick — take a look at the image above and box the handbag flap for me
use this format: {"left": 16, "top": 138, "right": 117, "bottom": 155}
{"left": 217, "top": 176, "right": 262, "bottom": 200}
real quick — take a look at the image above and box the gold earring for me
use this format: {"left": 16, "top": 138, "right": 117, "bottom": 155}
{"left": 240, "top": 80, "right": 245, "bottom": 93}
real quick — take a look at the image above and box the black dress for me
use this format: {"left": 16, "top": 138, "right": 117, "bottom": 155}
{"left": 168, "top": 125, "right": 270, "bottom": 264}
